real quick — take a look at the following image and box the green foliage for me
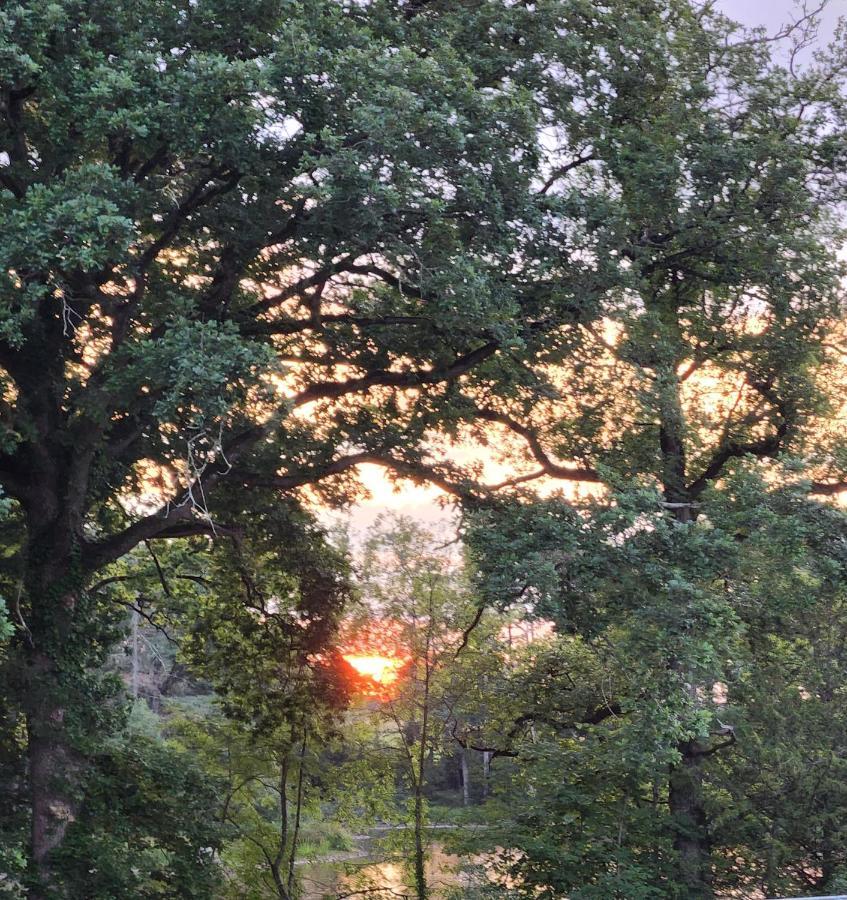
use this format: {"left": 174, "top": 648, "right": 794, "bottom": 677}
{"left": 0, "top": 841, "right": 26, "bottom": 899}
{"left": 0, "top": 598, "right": 12, "bottom": 644}
{"left": 168, "top": 705, "right": 359, "bottom": 900}
{"left": 183, "top": 490, "right": 352, "bottom": 734}
{"left": 461, "top": 475, "right": 847, "bottom": 897}
{"left": 705, "top": 486, "right": 847, "bottom": 897}
{"left": 54, "top": 734, "right": 224, "bottom": 899}
{"left": 0, "top": 0, "right": 846, "bottom": 895}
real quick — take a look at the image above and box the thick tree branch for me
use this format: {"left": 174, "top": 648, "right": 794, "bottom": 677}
{"left": 291, "top": 341, "right": 499, "bottom": 406}
{"left": 82, "top": 346, "right": 499, "bottom": 569}
{"left": 450, "top": 702, "right": 623, "bottom": 760}
{"left": 135, "top": 169, "right": 240, "bottom": 273}
{"left": 81, "top": 498, "right": 240, "bottom": 573}
{"left": 686, "top": 420, "right": 789, "bottom": 498}
{"left": 237, "top": 451, "right": 475, "bottom": 500}
{"left": 250, "top": 312, "right": 431, "bottom": 337}
{"left": 473, "top": 407, "right": 600, "bottom": 483}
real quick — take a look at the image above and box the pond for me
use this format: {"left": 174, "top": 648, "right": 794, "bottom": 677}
{"left": 298, "top": 834, "right": 492, "bottom": 899}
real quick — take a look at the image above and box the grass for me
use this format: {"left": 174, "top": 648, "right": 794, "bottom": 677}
{"left": 296, "top": 820, "right": 356, "bottom": 859}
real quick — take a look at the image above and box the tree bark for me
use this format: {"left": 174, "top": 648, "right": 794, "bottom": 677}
{"left": 413, "top": 776, "right": 427, "bottom": 900}
{"left": 460, "top": 746, "right": 470, "bottom": 807}
{"left": 26, "top": 652, "right": 83, "bottom": 900}
{"left": 413, "top": 649, "right": 431, "bottom": 900}
{"left": 668, "top": 740, "right": 712, "bottom": 900}
{"left": 287, "top": 730, "right": 308, "bottom": 896}
{"left": 130, "top": 608, "right": 139, "bottom": 700}
{"left": 271, "top": 753, "right": 291, "bottom": 900}
{"left": 20, "top": 519, "right": 85, "bottom": 899}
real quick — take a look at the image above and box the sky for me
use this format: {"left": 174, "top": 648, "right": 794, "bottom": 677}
{"left": 723, "top": 0, "right": 842, "bottom": 36}
{"left": 335, "top": 0, "right": 846, "bottom": 538}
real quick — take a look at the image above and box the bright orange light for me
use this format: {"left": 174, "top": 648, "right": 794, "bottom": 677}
{"left": 343, "top": 654, "right": 404, "bottom": 685}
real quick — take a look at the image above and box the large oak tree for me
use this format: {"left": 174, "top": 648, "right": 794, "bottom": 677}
{"left": 0, "top": 0, "right": 624, "bottom": 891}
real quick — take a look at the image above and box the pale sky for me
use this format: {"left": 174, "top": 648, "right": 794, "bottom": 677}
{"left": 334, "top": 0, "right": 846, "bottom": 538}
{"left": 720, "top": 0, "right": 842, "bottom": 46}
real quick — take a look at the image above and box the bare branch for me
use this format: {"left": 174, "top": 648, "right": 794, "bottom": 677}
{"left": 537, "top": 152, "right": 595, "bottom": 195}
{"left": 454, "top": 603, "right": 486, "bottom": 657}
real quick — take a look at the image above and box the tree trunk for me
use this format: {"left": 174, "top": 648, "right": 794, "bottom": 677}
{"left": 130, "top": 608, "right": 139, "bottom": 700}
{"left": 269, "top": 863, "right": 290, "bottom": 900}
{"left": 287, "top": 730, "right": 308, "bottom": 896}
{"left": 21, "top": 530, "right": 85, "bottom": 898}
{"left": 26, "top": 652, "right": 82, "bottom": 899}
{"left": 413, "top": 661, "right": 430, "bottom": 900}
{"left": 482, "top": 751, "right": 491, "bottom": 799}
{"left": 668, "top": 740, "right": 712, "bottom": 900}
{"left": 460, "top": 746, "right": 470, "bottom": 807}
{"left": 271, "top": 753, "right": 291, "bottom": 900}
{"left": 657, "top": 355, "right": 712, "bottom": 897}
{"left": 413, "top": 781, "right": 427, "bottom": 900}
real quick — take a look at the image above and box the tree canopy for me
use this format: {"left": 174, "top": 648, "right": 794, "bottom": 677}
{"left": 1, "top": 0, "right": 847, "bottom": 898}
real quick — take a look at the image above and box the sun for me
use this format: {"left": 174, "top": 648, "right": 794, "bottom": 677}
{"left": 343, "top": 653, "right": 405, "bottom": 685}
{"left": 340, "top": 619, "right": 410, "bottom": 696}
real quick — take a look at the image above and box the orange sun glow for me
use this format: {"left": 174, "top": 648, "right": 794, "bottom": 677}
{"left": 343, "top": 653, "right": 405, "bottom": 685}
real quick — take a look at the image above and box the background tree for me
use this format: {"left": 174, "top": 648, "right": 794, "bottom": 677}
{"left": 462, "top": 476, "right": 847, "bottom": 900}
{"left": 705, "top": 485, "right": 847, "bottom": 898}
{"left": 355, "top": 515, "right": 479, "bottom": 900}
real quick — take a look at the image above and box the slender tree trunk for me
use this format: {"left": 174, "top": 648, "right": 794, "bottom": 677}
{"left": 482, "top": 751, "right": 491, "bottom": 799}
{"left": 413, "top": 776, "right": 427, "bottom": 900}
{"left": 764, "top": 825, "right": 778, "bottom": 899}
{"left": 460, "top": 746, "right": 470, "bottom": 807}
{"left": 130, "top": 608, "right": 139, "bottom": 700}
{"left": 287, "top": 730, "right": 308, "bottom": 896}
{"left": 413, "top": 659, "right": 431, "bottom": 900}
{"left": 271, "top": 753, "right": 291, "bottom": 900}
{"left": 269, "top": 863, "right": 290, "bottom": 900}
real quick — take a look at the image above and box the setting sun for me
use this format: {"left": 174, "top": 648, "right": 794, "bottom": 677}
{"left": 343, "top": 654, "right": 405, "bottom": 685}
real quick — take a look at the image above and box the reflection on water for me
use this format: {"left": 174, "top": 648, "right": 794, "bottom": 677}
{"left": 298, "top": 841, "right": 484, "bottom": 899}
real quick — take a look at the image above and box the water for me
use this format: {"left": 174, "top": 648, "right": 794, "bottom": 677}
{"left": 298, "top": 837, "right": 484, "bottom": 899}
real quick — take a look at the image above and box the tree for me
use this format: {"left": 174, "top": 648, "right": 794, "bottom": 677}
{"left": 464, "top": 490, "right": 730, "bottom": 898}
{"left": 455, "top": 2, "right": 847, "bottom": 895}
{"left": 458, "top": 476, "right": 847, "bottom": 898}
{"left": 0, "top": 0, "right": 604, "bottom": 891}
{"left": 356, "top": 515, "right": 479, "bottom": 900}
